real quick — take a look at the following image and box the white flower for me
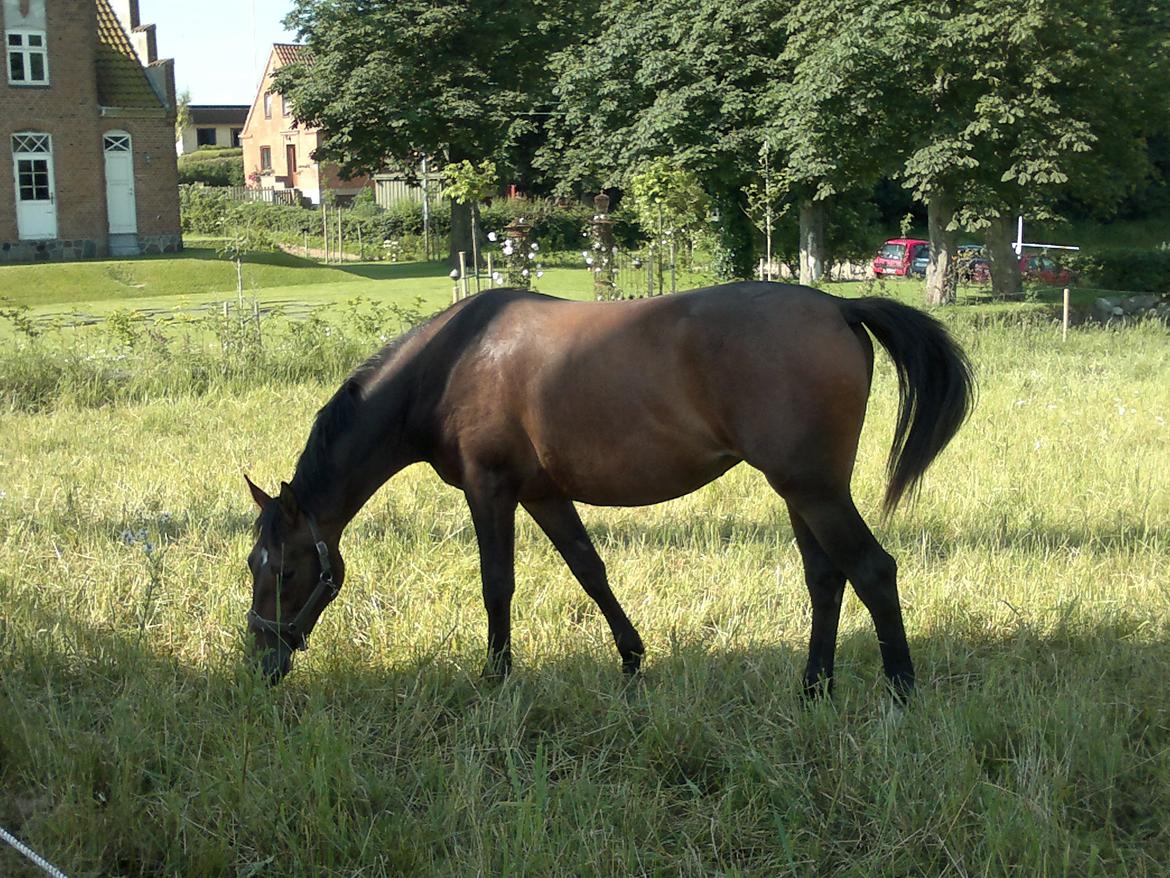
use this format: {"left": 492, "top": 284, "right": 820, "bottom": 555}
{"left": 536, "top": 271, "right": 544, "bottom": 278}
{"left": 521, "top": 269, "right": 530, "bottom": 277}
{"left": 530, "top": 242, "right": 539, "bottom": 251}
{"left": 487, "top": 231, "right": 498, "bottom": 242}
{"left": 492, "top": 272, "right": 503, "bottom": 282}
{"left": 585, "top": 256, "right": 594, "bottom": 265}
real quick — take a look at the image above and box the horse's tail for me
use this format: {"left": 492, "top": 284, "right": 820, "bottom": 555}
{"left": 841, "top": 297, "right": 975, "bottom": 515}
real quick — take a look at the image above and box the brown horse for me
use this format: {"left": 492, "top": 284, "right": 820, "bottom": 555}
{"left": 245, "top": 282, "right": 973, "bottom": 697}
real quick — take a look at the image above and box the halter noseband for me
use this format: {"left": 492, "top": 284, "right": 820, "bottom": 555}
{"left": 247, "top": 515, "right": 338, "bottom": 652}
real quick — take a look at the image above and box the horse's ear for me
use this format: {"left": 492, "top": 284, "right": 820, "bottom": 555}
{"left": 277, "top": 481, "right": 301, "bottom": 520}
{"left": 244, "top": 474, "right": 272, "bottom": 510}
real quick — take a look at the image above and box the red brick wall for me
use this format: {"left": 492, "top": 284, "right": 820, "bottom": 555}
{"left": 0, "top": 0, "right": 181, "bottom": 261}
{"left": 103, "top": 116, "right": 181, "bottom": 240}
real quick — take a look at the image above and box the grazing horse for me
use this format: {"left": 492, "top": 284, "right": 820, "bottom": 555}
{"left": 245, "top": 282, "right": 973, "bottom": 696}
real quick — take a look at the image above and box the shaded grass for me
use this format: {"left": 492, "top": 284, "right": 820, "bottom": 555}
{"left": 1, "top": 318, "right": 1169, "bottom": 875}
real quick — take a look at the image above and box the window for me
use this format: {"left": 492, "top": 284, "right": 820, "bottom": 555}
{"left": 12, "top": 133, "right": 52, "bottom": 200}
{"left": 263, "top": 92, "right": 272, "bottom": 119}
{"left": 259, "top": 146, "right": 271, "bottom": 171}
{"left": 281, "top": 94, "right": 290, "bottom": 117}
{"left": 230, "top": 128, "right": 242, "bottom": 148}
{"left": 103, "top": 133, "right": 131, "bottom": 152}
{"left": 7, "top": 29, "right": 49, "bottom": 85}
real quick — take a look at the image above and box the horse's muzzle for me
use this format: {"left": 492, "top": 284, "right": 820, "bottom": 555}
{"left": 248, "top": 628, "right": 294, "bottom": 685}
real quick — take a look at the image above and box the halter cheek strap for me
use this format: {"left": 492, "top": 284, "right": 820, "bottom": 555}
{"left": 247, "top": 516, "right": 338, "bottom": 652}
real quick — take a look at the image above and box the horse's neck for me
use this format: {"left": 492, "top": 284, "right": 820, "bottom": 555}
{"left": 293, "top": 370, "right": 419, "bottom": 537}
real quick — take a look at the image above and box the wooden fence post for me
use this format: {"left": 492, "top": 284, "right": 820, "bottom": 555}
{"left": 1063, "top": 287, "right": 1070, "bottom": 342}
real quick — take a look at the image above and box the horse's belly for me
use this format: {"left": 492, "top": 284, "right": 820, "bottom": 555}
{"left": 537, "top": 444, "right": 740, "bottom": 507}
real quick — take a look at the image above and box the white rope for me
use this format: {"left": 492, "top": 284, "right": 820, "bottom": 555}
{"left": 0, "top": 825, "right": 69, "bottom": 878}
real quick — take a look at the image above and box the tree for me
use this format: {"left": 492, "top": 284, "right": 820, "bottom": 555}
{"left": 441, "top": 159, "right": 498, "bottom": 273}
{"left": 763, "top": 0, "right": 915, "bottom": 285}
{"left": 542, "top": 0, "right": 787, "bottom": 279}
{"left": 174, "top": 89, "right": 191, "bottom": 143}
{"left": 905, "top": 0, "right": 1170, "bottom": 302}
{"left": 275, "top": 0, "right": 597, "bottom": 268}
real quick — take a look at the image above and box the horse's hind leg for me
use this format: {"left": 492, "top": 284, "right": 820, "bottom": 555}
{"left": 523, "top": 497, "right": 644, "bottom": 674}
{"left": 786, "top": 502, "right": 847, "bottom": 697}
{"left": 777, "top": 483, "right": 915, "bottom": 698}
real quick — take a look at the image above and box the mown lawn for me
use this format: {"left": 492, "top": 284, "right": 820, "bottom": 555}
{"left": 0, "top": 300, "right": 1168, "bottom": 875}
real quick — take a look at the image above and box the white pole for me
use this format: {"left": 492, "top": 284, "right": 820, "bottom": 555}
{"left": 1063, "top": 288, "right": 1070, "bottom": 342}
{"left": 1014, "top": 216, "right": 1024, "bottom": 256}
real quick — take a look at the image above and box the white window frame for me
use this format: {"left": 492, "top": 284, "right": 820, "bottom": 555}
{"left": 6, "top": 28, "right": 49, "bottom": 86}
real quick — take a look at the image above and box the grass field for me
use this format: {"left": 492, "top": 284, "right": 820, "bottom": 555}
{"left": 1, "top": 265, "right": 1168, "bottom": 876}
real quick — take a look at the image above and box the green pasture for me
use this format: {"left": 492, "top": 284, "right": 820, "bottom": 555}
{"left": 1, "top": 274, "right": 1168, "bottom": 875}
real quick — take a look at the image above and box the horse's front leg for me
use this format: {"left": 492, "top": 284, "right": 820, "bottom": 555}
{"left": 465, "top": 471, "right": 519, "bottom": 679}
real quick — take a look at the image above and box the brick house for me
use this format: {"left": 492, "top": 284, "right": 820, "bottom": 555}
{"left": 0, "top": 0, "right": 181, "bottom": 263}
{"left": 175, "top": 104, "right": 248, "bottom": 155}
{"left": 240, "top": 44, "right": 371, "bottom": 206}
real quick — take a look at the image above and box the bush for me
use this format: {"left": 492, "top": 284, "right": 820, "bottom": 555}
{"left": 178, "top": 187, "right": 643, "bottom": 258}
{"left": 1064, "top": 247, "right": 1170, "bottom": 293}
{"left": 178, "top": 149, "right": 244, "bottom": 187}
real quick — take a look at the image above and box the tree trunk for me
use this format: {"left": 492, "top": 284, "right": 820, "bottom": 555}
{"left": 447, "top": 201, "right": 489, "bottom": 271}
{"left": 985, "top": 214, "right": 1022, "bottom": 299}
{"left": 710, "top": 188, "right": 754, "bottom": 280}
{"left": 924, "top": 191, "right": 957, "bottom": 306}
{"left": 798, "top": 199, "right": 826, "bottom": 285}
{"left": 448, "top": 200, "right": 472, "bottom": 271}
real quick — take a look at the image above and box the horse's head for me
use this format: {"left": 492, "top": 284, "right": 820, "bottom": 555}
{"left": 244, "top": 475, "right": 345, "bottom": 684}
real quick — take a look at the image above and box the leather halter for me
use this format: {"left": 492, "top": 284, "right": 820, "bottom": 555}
{"left": 247, "top": 515, "right": 337, "bottom": 652}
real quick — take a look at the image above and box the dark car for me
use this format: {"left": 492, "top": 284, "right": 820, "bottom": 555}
{"left": 910, "top": 243, "right": 985, "bottom": 279}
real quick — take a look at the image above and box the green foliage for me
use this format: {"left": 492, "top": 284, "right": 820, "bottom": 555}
{"left": 277, "top": 0, "right": 597, "bottom": 185}
{"left": 175, "top": 89, "right": 192, "bottom": 140}
{"left": 1064, "top": 247, "right": 1170, "bottom": 293}
{"left": 628, "top": 159, "right": 709, "bottom": 241}
{"left": 441, "top": 160, "right": 498, "bottom": 205}
{"left": 177, "top": 149, "right": 245, "bottom": 187}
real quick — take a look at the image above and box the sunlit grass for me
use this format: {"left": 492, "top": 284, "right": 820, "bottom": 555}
{"left": 0, "top": 318, "right": 1168, "bottom": 875}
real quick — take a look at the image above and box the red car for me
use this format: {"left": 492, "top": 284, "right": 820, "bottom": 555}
{"left": 872, "top": 238, "right": 929, "bottom": 277}
{"left": 969, "top": 252, "right": 1074, "bottom": 285}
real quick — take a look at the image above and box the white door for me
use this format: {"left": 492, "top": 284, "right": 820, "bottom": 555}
{"left": 11, "top": 132, "right": 57, "bottom": 240}
{"left": 103, "top": 132, "right": 137, "bottom": 234}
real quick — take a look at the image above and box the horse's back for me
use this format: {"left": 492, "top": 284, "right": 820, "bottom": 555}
{"left": 430, "top": 285, "right": 873, "bottom": 504}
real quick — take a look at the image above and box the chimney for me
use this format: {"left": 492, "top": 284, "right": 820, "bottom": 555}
{"left": 108, "top": 0, "right": 139, "bottom": 31}
{"left": 133, "top": 23, "right": 157, "bottom": 64}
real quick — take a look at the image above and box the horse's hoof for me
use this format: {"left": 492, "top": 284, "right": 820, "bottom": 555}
{"left": 801, "top": 676, "right": 834, "bottom": 701}
{"left": 481, "top": 654, "right": 512, "bottom": 681}
{"left": 621, "top": 654, "right": 642, "bottom": 676}
{"left": 888, "top": 672, "right": 915, "bottom": 704}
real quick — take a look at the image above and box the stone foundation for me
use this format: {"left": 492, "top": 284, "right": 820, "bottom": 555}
{"left": 0, "top": 238, "right": 100, "bottom": 263}
{"left": 0, "top": 233, "right": 181, "bottom": 263}
{"left": 137, "top": 233, "right": 183, "bottom": 255}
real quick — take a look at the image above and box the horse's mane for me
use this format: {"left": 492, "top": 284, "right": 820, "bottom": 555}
{"left": 288, "top": 316, "right": 433, "bottom": 508}
{"left": 286, "top": 289, "right": 540, "bottom": 513}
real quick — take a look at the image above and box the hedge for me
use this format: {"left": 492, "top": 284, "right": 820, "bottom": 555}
{"left": 178, "top": 149, "right": 245, "bottom": 187}
{"left": 1064, "top": 247, "right": 1170, "bottom": 293}
{"left": 179, "top": 187, "right": 647, "bottom": 254}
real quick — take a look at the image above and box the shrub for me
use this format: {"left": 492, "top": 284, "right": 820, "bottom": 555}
{"left": 1064, "top": 247, "right": 1170, "bottom": 293}
{"left": 178, "top": 149, "right": 245, "bottom": 187}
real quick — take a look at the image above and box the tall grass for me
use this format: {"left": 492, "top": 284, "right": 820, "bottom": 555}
{"left": 1, "top": 314, "right": 1168, "bottom": 876}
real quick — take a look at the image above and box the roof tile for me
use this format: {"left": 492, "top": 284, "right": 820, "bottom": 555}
{"left": 93, "top": 0, "right": 163, "bottom": 109}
